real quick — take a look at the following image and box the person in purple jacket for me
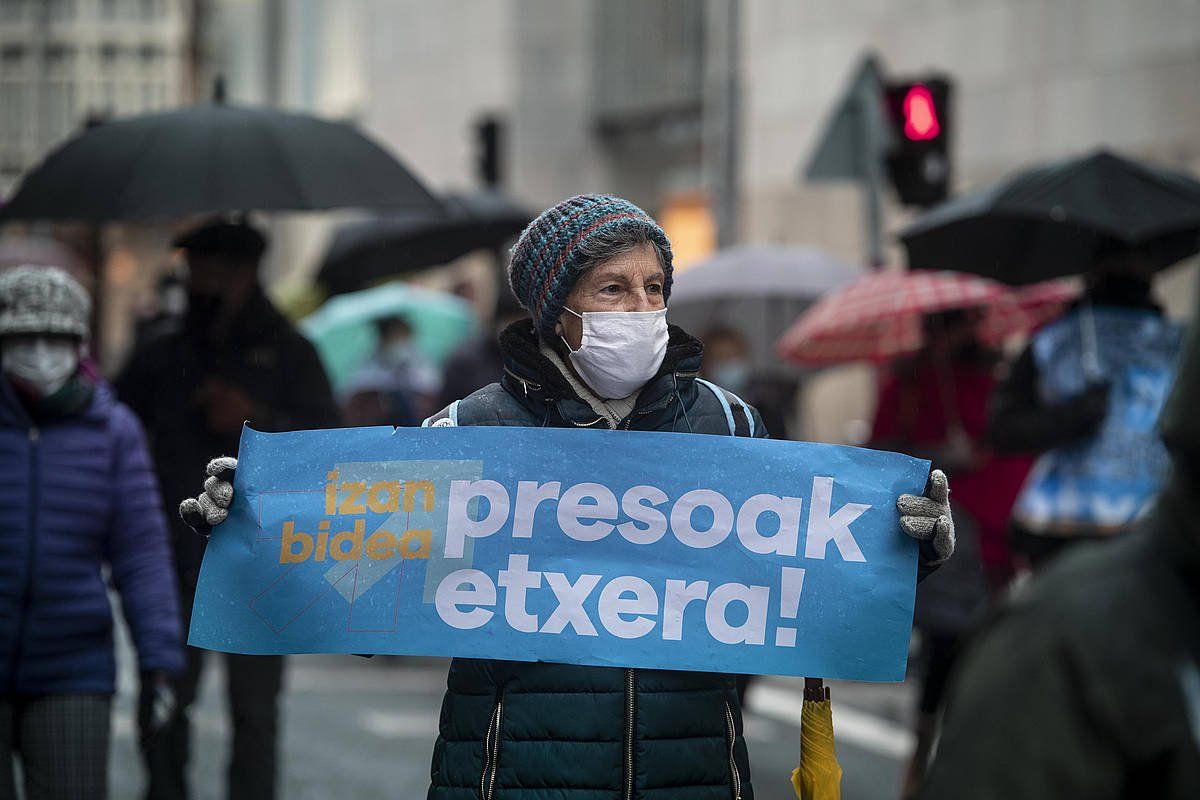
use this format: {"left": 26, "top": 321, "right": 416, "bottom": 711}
{"left": 0, "top": 266, "right": 184, "bottom": 799}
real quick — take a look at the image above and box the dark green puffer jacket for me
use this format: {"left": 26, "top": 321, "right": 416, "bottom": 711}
{"left": 423, "top": 320, "right": 766, "bottom": 800}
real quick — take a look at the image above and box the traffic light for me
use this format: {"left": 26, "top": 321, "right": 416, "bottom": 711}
{"left": 883, "top": 76, "right": 952, "bottom": 207}
{"left": 475, "top": 115, "right": 503, "bottom": 187}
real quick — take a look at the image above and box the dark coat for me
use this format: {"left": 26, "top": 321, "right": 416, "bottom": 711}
{"left": 0, "top": 377, "right": 184, "bottom": 694}
{"left": 920, "top": 471, "right": 1200, "bottom": 800}
{"left": 116, "top": 288, "right": 339, "bottom": 595}
{"left": 424, "top": 321, "right": 765, "bottom": 800}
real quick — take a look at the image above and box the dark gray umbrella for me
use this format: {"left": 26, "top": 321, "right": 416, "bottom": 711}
{"left": 316, "top": 190, "right": 532, "bottom": 296}
{"left": 900, "top": 149, "right": 1200, "bottom": 284}
{"left": 0, "top": 102, "right": 441, "bottom": 221}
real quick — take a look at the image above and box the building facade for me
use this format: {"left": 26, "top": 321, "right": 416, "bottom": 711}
{"left": 354, "top": 0, "right": 1200, "bottom": 440}
{"left": 0, "top": 0, "right": 193, "bottom": 194}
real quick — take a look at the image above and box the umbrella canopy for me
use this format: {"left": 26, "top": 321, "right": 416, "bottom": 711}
{"left": 300, "top": 283, "right": 476, "bottom": 393}
{"left": 777, "top": 270, "right": 1076, "bottom": 366}
{"left": 900, "top": 149, "right": 1200, "bottom": 284}
{"left": 667, "top": 246, "right": 861, "bottom": 373}
{"left": 0, "top": 102, "right": 441, "bottom": 221}
{"left": 791, "top": 682, "right": 842, "bottom": 800}
{"left": 670, "top": 245, "right": 860, "bottom": 303}
{"left": 317, "top": 190, "right": 533, "bottom": 296}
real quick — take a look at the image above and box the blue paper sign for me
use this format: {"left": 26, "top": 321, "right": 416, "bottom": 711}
{"left": 1013, "top": 308, "right": 1182, "bottom": 534}
{"left": 189, "top": 425, "right": 929, "bottom": 681}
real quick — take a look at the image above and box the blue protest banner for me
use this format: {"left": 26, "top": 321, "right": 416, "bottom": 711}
{"left": 189, "top": 425, "right": 929, "bottom": 681}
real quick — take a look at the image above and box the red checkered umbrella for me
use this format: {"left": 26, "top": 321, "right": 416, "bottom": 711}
{"left": 777, "top": 270, "right": 1077, "bottom": 366}
{"left": 977, "top": 278, "right": 1080, "bottom": 347}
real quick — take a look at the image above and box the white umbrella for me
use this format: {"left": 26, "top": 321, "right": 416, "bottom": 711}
{"left": 668, "top": 245, "right": 862, "bottom": 373}
{"left": 671, "top": 245, "right": 860, "bottom": 302}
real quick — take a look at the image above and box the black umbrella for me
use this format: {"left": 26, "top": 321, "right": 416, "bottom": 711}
{"left": 900, "top": 149, "right": 1200, "bottom": 284}
{"left": 316, "top": 190, "right": 533, "bottom": 296}
{"left": 0, "top": 102, "right": 441, "bottom": 221}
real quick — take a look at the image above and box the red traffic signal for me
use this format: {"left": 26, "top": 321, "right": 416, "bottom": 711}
{"left": 901, "top": 84, "right": 941, "bottom": 141}
{"left": 884, "top": 76, "right": 952, "bottom": 207}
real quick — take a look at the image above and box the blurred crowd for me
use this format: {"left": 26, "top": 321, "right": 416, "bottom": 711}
{"left": 2, "top": 171, "right": 1199, "bottom": 799}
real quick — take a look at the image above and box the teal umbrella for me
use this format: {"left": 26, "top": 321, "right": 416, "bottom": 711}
{"left": 300, "top": 283, "right": 476, "bottom": 393}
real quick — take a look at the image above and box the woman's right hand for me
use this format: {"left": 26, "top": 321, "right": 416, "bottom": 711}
{"left": 179, "top": 457, "right": 237, "bottom": 536}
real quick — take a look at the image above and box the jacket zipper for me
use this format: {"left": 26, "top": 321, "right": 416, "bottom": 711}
{"left": 9, "top": 427, "right": 39, "bottom": 691}
{"left": 620, "top": 391, "right": 677, "bottom": 430}
{"left": 724, "top": 700, "right": 742, "bottom": 800}
{"left": 480, "top": 690, "right": 505, "bottom": 800}
{"left": 624, "top": 667, "right": 637, "bottom": 800}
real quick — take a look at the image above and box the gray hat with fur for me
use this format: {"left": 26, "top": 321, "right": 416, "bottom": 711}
{"left": 0, "top": 265, "right": 91, "bottom": 339}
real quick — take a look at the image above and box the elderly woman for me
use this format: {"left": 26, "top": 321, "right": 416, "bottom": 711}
{"left": 184, "top": 195, "right": 954, "bottom": 800}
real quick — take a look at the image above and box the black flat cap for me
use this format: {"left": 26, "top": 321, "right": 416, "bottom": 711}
{"left": 173, "top": 219, "right": 268, "bottom": 260}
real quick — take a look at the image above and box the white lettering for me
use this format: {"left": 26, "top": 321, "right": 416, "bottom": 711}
{"left": 704, "top": 582, "right": 769, "bottom": 645}
{"left": 735, "top": 494, "right": 804, "bottom": 556}
{"left": 541, "top": 572, "right": 601, "bottom": 636}
{"left": 598, "top": 576, "right": 658, "bottom": 639}
{"left": 512, "top": 481, "right": 561, "bottom": 538}
{"left": 445, "top": 480, "right": 510, "bottom": 559}
{"left": 434, "top": 569, "right": 496, "bottom": 629}
{"left": 616, "top": 485, "right": 669, "bottom": 545}
{"left": 662, "top": 579, "right": 709, "bottom": 641}
{"left": 557, "top": 482, "right": 618, "bottom": 542}
{"left": 670, "top": 489, "right": 734, "bottom": 549}
{"left": 804, "top": 477, "right": 868, "bottom": 562}
{"left": 497, "top": 554, "right": 541, "bottom": 633}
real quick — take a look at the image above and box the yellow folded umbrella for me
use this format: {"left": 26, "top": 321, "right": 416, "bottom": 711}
{"left": 791, "top": 679, "right": 842, "bottom": 800}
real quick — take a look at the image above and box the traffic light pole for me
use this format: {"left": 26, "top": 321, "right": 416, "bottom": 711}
{"left": 856, "top": 69, "right": 887, "bottom": 269}
{"left": 861, "top": 125, "right": 885, "bottom": 269}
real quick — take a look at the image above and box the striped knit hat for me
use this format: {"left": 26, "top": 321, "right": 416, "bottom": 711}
{"left": 508, "top": 194, "right": 673, "bottom": 336}
{"left": 0, "top": 265, "right": 91, "bottom": 339}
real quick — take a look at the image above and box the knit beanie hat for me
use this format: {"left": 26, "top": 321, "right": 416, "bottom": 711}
{"left": 508, "top": 194, "right": 673, "bottom": 336}
{"left": 0, "top": 265, "right": 91, "bottom": 339}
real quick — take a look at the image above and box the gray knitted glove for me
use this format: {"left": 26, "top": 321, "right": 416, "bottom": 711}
{"left": 179, "top": 457, "right": 237, "bottom": 536}
{"left": 896, "top": 469, "right": 955, "bottom": 565}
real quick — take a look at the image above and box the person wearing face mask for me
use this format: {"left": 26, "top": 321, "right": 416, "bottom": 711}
{"left": 180, "top": 195, "right": 957, "bottom": 799}
{"left": 701, "top": 325, "right": 793, "bottom": 440}
{"left": 342, "top": 315, "right": 440, "bottom": 426}
{"left": 988, "top": 248, "right": 1180, "bottom": 570}
{"left": 115, "top": 219, "right": 338, "bottom": 800}
{"left": 0, "top": 266, "right": 183, "bottom": 799}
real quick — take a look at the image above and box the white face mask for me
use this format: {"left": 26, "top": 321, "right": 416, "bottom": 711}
{"left": 562, "top": 307, "right": 669, "bottom": 399}
{"left": 2, "top": 338, "right": 79, "bottom": 396}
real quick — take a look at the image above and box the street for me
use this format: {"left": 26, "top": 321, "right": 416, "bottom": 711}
{"left": 110, "top": 634, "right": 914, "bottom": 799}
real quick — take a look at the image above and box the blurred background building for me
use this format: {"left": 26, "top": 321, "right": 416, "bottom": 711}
{"left": 0, "top": 0, "right": 193, "bottom": 190}
{"left": 1, "top": 0, "right": 1199, "bottom": 436}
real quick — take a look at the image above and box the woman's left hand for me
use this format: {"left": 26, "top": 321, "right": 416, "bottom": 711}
{"left": 896, "top": 469, "right": 955, "bottom": 566}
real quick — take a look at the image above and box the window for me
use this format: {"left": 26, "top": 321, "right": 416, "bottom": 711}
{"left": 592, "top": 0, "right": 705, "bottom": 124}
{"left": 47, "top": 0, "right": 74, "bottom": 21}
{"left": 1, "top": 44, "right": 24, "bottom": 66}
{"left": 43, "top": 79, "right": 75, "bottom": 141}
{"left": 0, "top": 83, "right": 25, "bottom": 144}
{"left": 44, "top": 43, "right": 75, "bottom": 69}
